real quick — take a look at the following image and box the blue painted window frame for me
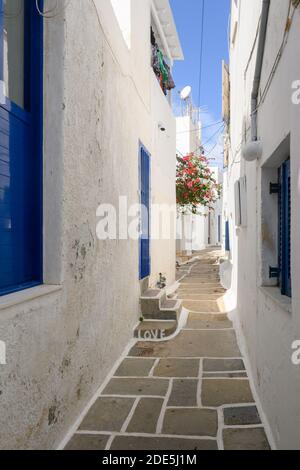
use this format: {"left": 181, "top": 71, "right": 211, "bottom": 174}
{"left": 278, "top": 159, "right": 291, "bottom": 298}
{"left": 139, "top": 143, "right": 151, "bottom": 280}
{"left": 0, "top": 1, "right": 43, "bottom": 296}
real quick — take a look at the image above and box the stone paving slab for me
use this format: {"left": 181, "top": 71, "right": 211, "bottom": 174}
{"left": 223, "top": 406, "right": 261, "bottom": 426}
{"left": 223, "top": 428, "right": 270, "bottom": 450}
{"left": 202, "top": 379, "right": 254, "bottom": 407}
{"left": 129, "top": 330, "right": 241, "bottom": 358}
{"left": 111, "top": 436, "right": 218, "bottom": 450}
{"left": 78, "top": 397, "right": 134, "bottom": 432}
{"left": 103, "top": 378, "right": 169, "bottom": 397}
{"left": 163, "top": 409, "right": 218, "bottom": 437}
{"left": 153, "top": 358, "right": 199, "bottom": 377}
{"left": 65, "top": 434, "right": 110, "bottom": 450}
{"left": 203, "top": 359, "right": 245, "bottom": 372}
{"left": 127, "top": 398, "right": 164, "bottom": 434}
{"left": 203, "top": 372, "right": 247, "bottom": 378}
{"left": 185, "top": 313, "right": 233, "bottom": 330}
{"left": 168, "top": 379, "right": 198, "bottom": 407}
{"left": 63, "top": 249, "right": 270, "bottom": 451}
{"left": 115, "top": 358, "right": 155, "bottom": 377}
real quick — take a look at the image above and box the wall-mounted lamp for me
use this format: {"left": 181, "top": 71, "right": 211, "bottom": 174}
{"left": 242, "top": 140, "right": 263, "bottom": 162}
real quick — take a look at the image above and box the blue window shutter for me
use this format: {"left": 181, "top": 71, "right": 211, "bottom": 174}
{"left": 0, "top": 2, "right": 43, "bottom": 296}
{"left": 278, "top": 159, "right": 291, "bottom": 298}
{"left": 139, "top": 146, "right": 151, "bottom": 280}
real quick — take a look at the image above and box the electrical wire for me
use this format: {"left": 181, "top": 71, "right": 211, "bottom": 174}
{"left": 176, "top": 120, "right": 223, "bottom": 135}
{"left": 197, "top": 0, "right": 205, "bottom": 109}
{"left": 202, "top": 124, "right": 225, "bottom": 147}
{"left": 35, "top": 0, "right": 72, "bottom": 18}
{"left": 189, "top": 123, "right": 225, "bottom": 157}
{"left": 205, "top": 141, "right": 220, "bottom": 158}
{"left": 227, "top": 2, "right": 296, "bottom": 176}
{"left": 256, "top": 0, "right": 295, "bottom": 110}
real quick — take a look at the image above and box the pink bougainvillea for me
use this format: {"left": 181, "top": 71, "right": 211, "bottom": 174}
{"left": 176, "top": 153, "right": 222, "bottom": 214}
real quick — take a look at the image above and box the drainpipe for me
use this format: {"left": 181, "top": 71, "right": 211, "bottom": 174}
{"left": 251, "top": 0, "right": 270, "bottom": 142}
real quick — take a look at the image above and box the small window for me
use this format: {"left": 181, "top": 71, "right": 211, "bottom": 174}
{"left": 278, "top": 159, "right": 291, "bottom": 297}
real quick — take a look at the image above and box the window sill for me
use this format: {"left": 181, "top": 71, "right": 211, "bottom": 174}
{"left": 0, "top": 284, "right": 62, "bottom": 312}
{"left": 259, "top": 286, "right": 292, "bottom": 314}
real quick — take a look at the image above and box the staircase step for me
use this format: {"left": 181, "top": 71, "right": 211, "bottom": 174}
{"left": 141, "top": 289, "right": 163, "bottom": 299}
{"left": 134, "top": 321, "right": 177, "bottom": 340}
{"left": 182, "top": 300, "right": 225, "bottom": 314}
{"left": 177, "top": 294, "right": 223, "bottom": 301}
{"left": 161, "top": 299, "right": 180, "bottom": 310}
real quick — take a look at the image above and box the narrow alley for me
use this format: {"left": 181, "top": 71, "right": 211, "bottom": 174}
{"left": 64, "top": 248, "right": 270, "bottom": 451}
{"left": 1, "top": 0, "right": 300, "bottom": 454}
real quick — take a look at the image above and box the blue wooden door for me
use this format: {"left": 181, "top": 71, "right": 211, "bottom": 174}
{"left": 139, "top": 145, "right": 151, "bottom": 280}
{"left": 0, "top": 1, "right": 43, "bottom": 295}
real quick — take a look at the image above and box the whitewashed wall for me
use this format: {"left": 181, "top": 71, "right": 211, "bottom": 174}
{"left": 224, "top": 0, "right": 300, "bottom": 449}
{"left": 208, "top": 167, "right": 223, "bottom": 246}
{"left": 0, "top": 0, "right": 178, "bottom": 449}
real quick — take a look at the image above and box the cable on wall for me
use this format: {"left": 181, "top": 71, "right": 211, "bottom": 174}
{"left": 35, "top": 0, "right": 72, "bottom": 19}
{"left": 255, "top": 0, "right": 296, "bottom": 111}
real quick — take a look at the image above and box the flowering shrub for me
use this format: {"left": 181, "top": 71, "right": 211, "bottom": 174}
{"left": 176, "top": 153, "right": 222, "bottom": 214}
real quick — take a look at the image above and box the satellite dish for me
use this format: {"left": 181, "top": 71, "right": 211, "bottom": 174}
{"left": 180, "top": 86, "right": 192, "bottom": 101}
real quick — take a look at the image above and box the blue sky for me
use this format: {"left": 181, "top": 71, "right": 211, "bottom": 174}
{"left": 170, "top": 0, "right": 231, "bottom": 163}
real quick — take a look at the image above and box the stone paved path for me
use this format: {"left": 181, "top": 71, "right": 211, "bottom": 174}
{"left": 64, "top": 249, "right": 271, "bottom": 451}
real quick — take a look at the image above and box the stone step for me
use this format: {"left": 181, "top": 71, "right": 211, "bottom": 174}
{"left": 182, "top": 300, "right": 226, "bottom": 314}
{"left": 143, "top": 299, "right": 182, "bottom": 321}
{"left": 177, "top": 294, "right": 223, "bottom": 301}
{"left": 178, "top": 285, "right": 225, "bottom": 290}
{"left": 191, "top": 265, "right": 219, "bottom": 271}
{"left": 134, "top": 321, "right": 177, "bottom": 340}
{"left": 180, "top": 285, "right": 222, "bottom": 291}
{"left": 178, "top": 288, "right": 225, "bottom": 294}
{"left": 140, "top": 289, "right": 167, "bottom": 317}
{"left": 189, "top": 272, "right": 220, "bottom": 277}
{"left": 185, "top": 313, "right": 233, "bottom": 329}
{"left": 140, "top": 287, "right": 182, "bottom": 322}
{"left": 183, "top": 275, "right": 220, "bottom": 280}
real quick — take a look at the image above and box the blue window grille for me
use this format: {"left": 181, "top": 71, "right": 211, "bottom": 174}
{"left": 0, "top": 1, "right": 43, "bottom": 296}
{"left": 139, "top": 144, "right": 151, "bottom": 280}
{"left": 278, "top": 159, "right": 291, "bottom": 298}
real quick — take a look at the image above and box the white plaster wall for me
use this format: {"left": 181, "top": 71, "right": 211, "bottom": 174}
{"left": 225, "top": 0, "right": 300, "bottom": 449}
{"left": 0, "top": 0, "right": 178, "bottom": 449}
{"left": 208, "top": 167, "right": 223, "bottom": 246}
{"left": 150, "top": 74, "right": 177, "bottom": 287}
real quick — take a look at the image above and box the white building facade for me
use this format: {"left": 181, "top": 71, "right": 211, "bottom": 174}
{"left": 0, "top": 0, "right": 183, "bottom": 449}
{"left": 223, "top": 0, "right": 300, "bottom": 449}
{"left": 176, "top": 114, "right": 223, "bottom": 254}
